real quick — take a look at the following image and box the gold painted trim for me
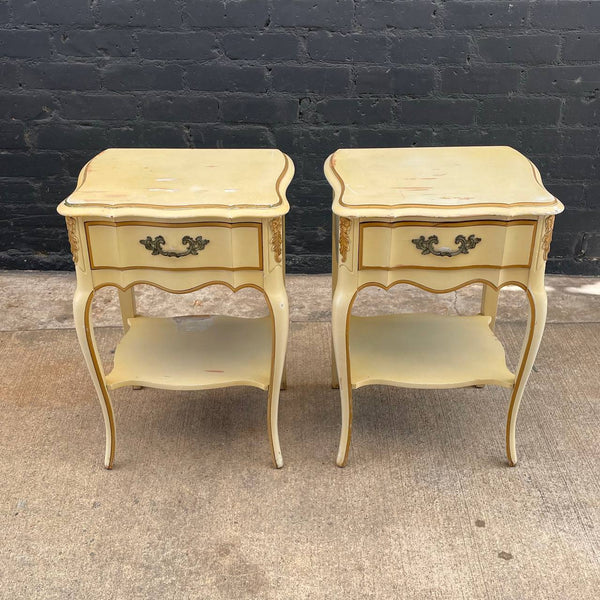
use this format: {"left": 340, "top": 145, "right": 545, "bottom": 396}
{"left": 357, "top": 220, "right": 538, "bottom": 271}
{"left": 339, "top": 217, "right": 351, "bottom": 262}
{"left": 338, "top": 296, "right": 353, "bottom": 467}
{"left": 360, "top": 219, "right": 536, "bottom": 228}
{"left": 65, "top": 216, "right": 80, "bottom": 264}
{"left": 329, "top": 155, "right": 559, "bottom": 210}
{"left": 339, "top": 278, "right": 535, "bottom": 466}
{"left": 65, "top": 153, "right": 290, "bottom": 211}
{"left": 90, "top": 279, "right": 281, "bottom": 469}
{"left": 84, "top": 220, "right": 264, "bottom": 272}
{"left": 505, "top": 286, "right": 536, "bottom": 466}
{"left": 542, "top": 215, "right": 555, "bottom": 261}
{"left": 270, "top": 217, "right": 283, "bottom": 263}
{"left": 83, "top": 290, "right": 116, "bottom": 469}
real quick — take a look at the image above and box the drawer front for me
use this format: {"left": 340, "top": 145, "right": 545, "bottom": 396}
{"left": 359, "top": 220, "right": 537, "bottom": 270}
{"left": 85, "top": 221, "right": 263, "bottom": 271}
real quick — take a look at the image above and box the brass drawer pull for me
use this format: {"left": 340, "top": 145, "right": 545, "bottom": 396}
{"left": 139, "top": 235, "right": 210, "bottom": 258}
{"left": 411, "top": 234, "right": 481, "bottom": 257}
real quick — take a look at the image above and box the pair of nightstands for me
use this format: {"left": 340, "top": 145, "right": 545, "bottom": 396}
{"left": 58, "top": 147, "right": 563, "bottom": 470}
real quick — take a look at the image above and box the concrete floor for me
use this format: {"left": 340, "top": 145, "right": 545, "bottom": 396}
{"left": 1, "top": 271, "right": 600, "bottom": 331}
{"left": 0, "top": 271, "right": 599, "bottom": 599}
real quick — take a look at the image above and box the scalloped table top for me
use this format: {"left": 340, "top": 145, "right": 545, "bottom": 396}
{"left": 326, "top": 146, "right": 563, "bottom": 220}
{"left": 58, "top": 148, "right": 293, "bottom": 219}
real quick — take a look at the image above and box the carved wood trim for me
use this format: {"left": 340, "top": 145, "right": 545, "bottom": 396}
{"left": 542, "top": 215, "right": 555, "bottom": 261}
{"left": 339, "top": 217, "right": 351, "bottom": 262}
{"left": 270, "top": 217, "right": 282, "bottom": 263}
{"left": 66, "top": 216, "right": 79, "bottom": 264}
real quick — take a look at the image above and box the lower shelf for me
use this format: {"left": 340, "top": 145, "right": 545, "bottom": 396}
{"left": 105, "top": 315, "right": 272, "bottom": 391}
{"left": 349, "top": 314, "right": 515, "bottom": 390}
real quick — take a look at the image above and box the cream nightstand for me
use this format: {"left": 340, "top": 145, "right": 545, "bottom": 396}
{"left": 325, "top": 146, "right": 564, "bottom": 467}
{"left": 58, "top": 148, "right": 293, "bottom": 469}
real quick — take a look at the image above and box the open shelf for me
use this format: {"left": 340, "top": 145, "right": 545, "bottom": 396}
{"left": 349, "top": 314, "right": 514, "bottom": 390}
{"left": 105, "top": 315, "right": 271, "bottom": 391}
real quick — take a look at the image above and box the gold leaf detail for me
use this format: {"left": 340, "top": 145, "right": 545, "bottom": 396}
{"left": 270, "top": 218, "right": 282, "bottom": 263}
{"left": 542, "top": 215, "right": 555, "bottom": 261}
{"left": 339, "top": 217, "right": 351, "bottom": 262}
{"left": 65, "top": 217, "right": 79, "bottom": 264}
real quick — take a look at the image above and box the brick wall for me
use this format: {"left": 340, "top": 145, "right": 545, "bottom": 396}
{"left": 0, "top": 0, "right": 599, "bottom": 274}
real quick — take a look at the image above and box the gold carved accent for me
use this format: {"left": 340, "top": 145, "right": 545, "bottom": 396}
{"left": 542, "top": 215, "right": 555, "bottom": 261}
{"left": 65, "top": 216, "right": 79, "bottom": 264}
{"left": 270, "top": 218, "right": 283, "bottom": 263}
{"left": 339, "top": 217, "right": 351, "bottom": 262}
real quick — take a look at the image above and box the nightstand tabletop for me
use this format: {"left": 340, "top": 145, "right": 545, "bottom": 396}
{"left": 59, "top": 148, "right": 292, "bottom": 220}
{"left": 326, "top": 146, "right": 563, "bottom": 220}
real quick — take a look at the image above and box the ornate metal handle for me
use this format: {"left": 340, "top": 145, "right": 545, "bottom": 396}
{"left": 139, "top": 235, "right": 210, "bottom": 258}
{"left": 411, "top": 234, "right": 481, "bottom": 257}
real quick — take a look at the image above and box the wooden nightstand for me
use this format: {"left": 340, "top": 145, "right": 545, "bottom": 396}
{"left": 58, "top": 148, "right": 293, "bottom": 469}
{"left": 325, "top": 146, "right": 564, "bottom": 467}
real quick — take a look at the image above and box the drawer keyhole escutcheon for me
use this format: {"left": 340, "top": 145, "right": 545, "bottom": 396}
{"left": 411, "top": 234, "right": 482, "bottom": 257}
{"left": 139, "top": 235, "right": 210, "bottom": 258}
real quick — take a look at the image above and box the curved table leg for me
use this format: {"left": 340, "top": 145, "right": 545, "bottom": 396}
{"left": 332, "top": 288, "right": 353, "bottom": 467}
{"left": 73, "top": 283, "right": 116, "bottom": 469}
{"left": 265, "top": 289, "right": 289, "bottom": 469}
{"left": 331, "top": 213, "right": 340, "bottom": 389}
{"left": 506, "top": 286, "right": 547, "bottom": 466}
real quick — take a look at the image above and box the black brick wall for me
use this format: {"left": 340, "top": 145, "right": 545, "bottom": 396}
{"left": 0, "top": 0, "right": 599, "bottom": 274}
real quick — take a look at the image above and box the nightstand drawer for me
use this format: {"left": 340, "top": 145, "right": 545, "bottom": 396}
{"left": 85, "top": 221, "right": 263, "bottom": 271}
{"left": 359, "top": 220, "right": 537, "bottom": 270}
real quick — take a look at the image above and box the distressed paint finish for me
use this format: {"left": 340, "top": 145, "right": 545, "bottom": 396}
{"left": 58, "top": 148, "right": 294, "bottom": 470}
{"left": 326, "top": 146, "right": 564, "bottom": 468}
{"left": 326, "top": 146, "right": 562, "bottom": 220}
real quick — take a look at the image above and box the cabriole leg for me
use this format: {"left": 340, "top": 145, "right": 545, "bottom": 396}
{"left": 331, "top": 214, "right": 340, "bottom": 389}
{"left": 265, "top": 290, "right": 289, "bottom": 469}
{"left": 506, "top": 286, "right": 547, "bottom": 466}
{"left": 73, "top": 284, "right": 116, "bottom": 469}
{"left": 332, "top": 288, "right": 353, "bottom": 467}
